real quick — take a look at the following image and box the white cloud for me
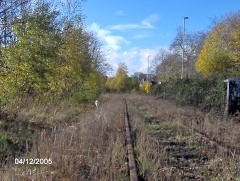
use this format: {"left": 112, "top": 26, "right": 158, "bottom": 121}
{"left": 110, "top": 23, "right": 142, "bottom": 30}
{"left": 110, "top": 13, "right": 160, "bottom": 31}
{"left": 116, "top": 10, "right": 124, "bottom": 16}
{"left": 88, "top": 23, "right": 129, "bottom": 51}
{"left": 105, "top": 47, "right": 161, "bottom": 76}
{"left": 87, "top": 22, "right": 164, "bottom": 76}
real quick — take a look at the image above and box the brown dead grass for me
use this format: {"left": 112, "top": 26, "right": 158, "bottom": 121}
{"left": 1, "top": 94, "right": 128, "bottom": 181}
{"left": 1, "top": 93, "right": 240, "bottom": 180}
{"left": 128, "top": 94, "right": 240, "bottom": 151}
{"left": 126, "top": 94, "right": 240, "bottom": 180}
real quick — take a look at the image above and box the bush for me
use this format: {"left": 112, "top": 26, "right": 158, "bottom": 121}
{"left": 151, "top": 74, "right": 226, "bottom": 113}
{"left": 140, "top": 82, "right": 151, "bottom": 94}
{"left": 0, "top": 122, "right": 35, "bottom": 164}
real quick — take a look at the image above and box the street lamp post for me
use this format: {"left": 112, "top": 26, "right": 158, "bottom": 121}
{"left": 181, "top": 16, "right": 188, "bottom": 79}
{"left": 147, "top": 55, "right": 150, "bottom": 81}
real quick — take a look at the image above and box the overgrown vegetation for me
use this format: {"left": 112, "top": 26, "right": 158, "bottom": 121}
{"left": 1, "top": 1, "right": 240, "bottom": 180}
{"left": 1, "top": 94, "right": 128, "bottom": 180}
{"left": 151, "top": 70, "right": 240, "bottom": 114}
{"left": 0, "top": 0, "right": 108, "bottom": 166}
{"left": 151, "top": 74, "right": 224, "bottom": 112}
{"left": 196, "top": 13, "right": 240, "bottom": 76}
{"left": 127, "top": 94, "right": 240, "bottom": 180}
{"left": 139, "top": 81, "right": 151, "bottom": 94}
{"left": 151, "top": 12, "right": 240, "bottom": 114}
{"left": 105, "top": 63, "right": 139, "bottom": 93}
{"left": 0, "top": 1, "right": 107, "bottom": 105}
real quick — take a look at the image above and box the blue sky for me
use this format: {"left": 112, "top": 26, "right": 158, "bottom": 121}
{"left": 82, "top": 0, "right": 240, "bottom": 76}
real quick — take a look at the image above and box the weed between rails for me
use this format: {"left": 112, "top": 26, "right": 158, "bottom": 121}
{"left": 127, "top": 94, "right": 240, "bottom": 180}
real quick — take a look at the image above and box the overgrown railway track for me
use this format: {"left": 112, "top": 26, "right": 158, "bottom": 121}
{"left": 1, "top": 94, "right": 240, "bottom": 180}
{"left": 126, "top": 94, "right": 240, "bottom": 180}
{"left": 123, "top": 98, "right": 139, "bottom": 181}
{"left": 190, "top": 126, "right": 240, "bottom": 156}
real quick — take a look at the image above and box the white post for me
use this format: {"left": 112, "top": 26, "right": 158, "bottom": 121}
{"left": 224, "top": 79, "right": 230, "bottom": 120}
{"left": 95, "top": 100, "right": 99, "bottom": 109}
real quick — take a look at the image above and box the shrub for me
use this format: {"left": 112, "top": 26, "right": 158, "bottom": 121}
{"left": 140, "top": 82, "right": 151, "bottom": 94}
{"left": 151, "top": 74, "right": 227, "bottom": 113}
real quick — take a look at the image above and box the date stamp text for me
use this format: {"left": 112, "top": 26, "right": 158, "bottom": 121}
{"left": 15, "top": 158, "right": 52, "bottom": 165}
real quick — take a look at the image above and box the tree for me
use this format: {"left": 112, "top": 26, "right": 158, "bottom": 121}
{"left": 155, "top": 29, "right": 206, "bottom": 83}
{"left": 0, "top": 1, "right": 107, "bottom": 103}
{"left": 196, "top": 13, "right": 240, "bottom": 76}
{"left": 105, "top": 63, "right": 139, "bottom": 92}
{"left": 170, "top": 28, "right": 206, "bottom": 77}
{"left": 132, "top": 72, "right": 147, "bottom": 82}
{"left": 114, "top": 63, "right": 128, "bottom": 92}
{"left": 0, "top": 0, "right": 30, "bottom": 48}
{"left": 0, "top": 3, "right": 60, "bottom": 99}
{"left": 156, "top": 53, "right": 181, "bottom": 82}
{"left": 105, "top": 77, "right": 116, "bottom": 91}
{"left": 152, "top": 48, "right": 169, "bottom": 75}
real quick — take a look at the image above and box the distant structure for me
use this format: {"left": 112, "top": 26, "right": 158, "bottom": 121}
{"left": 134, "top": 73, "right": 156, "bottom": 84}
{"left": 224, "top": 78, "right": 240, "bottom": 119}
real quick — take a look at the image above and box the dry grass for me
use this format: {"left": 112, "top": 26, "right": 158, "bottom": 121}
{"left": 1, "top": 94, "right": 128, "bottom": 181}
{"left": 126, "top": 94, "right": 240, "bottom": 180}
{"left": 1, "top": 93, "right": 240, "bottom": 180}
{"left": 128, "top": 94, "right": 240, "bottom": 150}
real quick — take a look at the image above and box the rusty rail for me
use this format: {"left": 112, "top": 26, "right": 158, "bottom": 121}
{"left": 123, "top": 98, "right": 139, "bottom": 181}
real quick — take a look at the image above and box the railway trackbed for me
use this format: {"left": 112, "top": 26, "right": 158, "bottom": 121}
{"left": 124, "top": 94, "right": 240, "bottom": 180}
{"left": 189, "top": 126, "right": 240, "bottom": 156}
{"left": 2, "top": 94, "right": 240, "bottom": 180}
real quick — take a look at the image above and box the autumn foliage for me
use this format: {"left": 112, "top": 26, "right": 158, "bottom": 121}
{"left": 0, "top": 3, "right": 106, "bottom": 104}
{"left": 140, "top": 81, "right": 151, "bottom": 94}
{"left": 105, "top": 63, "right": 139, "bottom": 92}
{"left": 196, "top": 13, "right": 240, "bottom": 76}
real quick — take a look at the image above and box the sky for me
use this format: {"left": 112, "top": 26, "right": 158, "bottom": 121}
{"left": 82, "top": 0, "right": 240, "bottom": 76}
